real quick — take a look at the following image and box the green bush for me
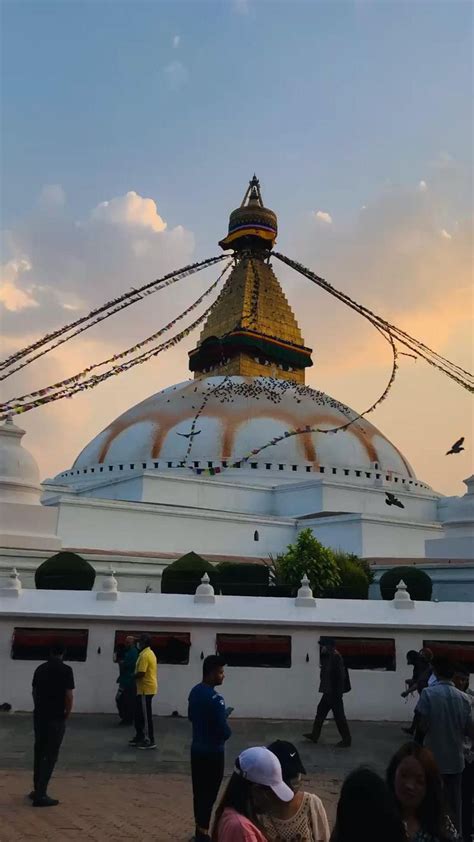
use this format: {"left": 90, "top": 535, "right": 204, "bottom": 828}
{"left": 379, "top": 566, "right": 433, "bottom": 601}
{"left": 329, "top": 552, "right": 370, "bottom": 599}
{"left": 35, "top": 551, "right": 96, "bottom": 591}
{"left": 216, "top": 561, "right": 269, "bottom": 595}
{"left": 349, "top": 554, "right": 375, "bottom": 585}
{"left": 216, "top": 561, "right": 269, "bottom": 583}
{"left": 274, "top": 529, "right": 341, "bottom": 597}
{"left": 161, "top": 551, "right": 218, "bottom": 594}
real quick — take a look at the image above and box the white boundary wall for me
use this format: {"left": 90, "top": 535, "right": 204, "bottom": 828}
{"left": 0, "top": 589, "right": 472, "bottom": 721}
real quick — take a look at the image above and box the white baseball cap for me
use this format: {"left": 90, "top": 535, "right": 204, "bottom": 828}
{"left": 236, "top": 747, "right": 294, "bottom": 802}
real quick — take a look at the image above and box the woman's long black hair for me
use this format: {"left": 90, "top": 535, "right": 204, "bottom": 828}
{"left": 211, "top": 758, "right": 258, "bottom": 841}
{"left": 330, "top": 766, "right": 407, "bottom": 842}
{"left": 387, "top": 742, "right": 453, "bottom": 842}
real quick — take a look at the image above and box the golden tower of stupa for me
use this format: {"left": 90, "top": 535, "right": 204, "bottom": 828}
{"left": 188, "top": 176, "right": 313, "bottom": 385}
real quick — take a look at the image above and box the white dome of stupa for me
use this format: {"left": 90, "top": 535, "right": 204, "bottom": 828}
{"left": 57, "top": 376, "right": 418, "bottom": 484}
{"left": 0, "top": 416, "right": 41, "bottom": 503}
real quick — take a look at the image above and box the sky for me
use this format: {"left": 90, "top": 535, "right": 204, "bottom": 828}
{"left": 1, "top": 0, "right": 472, "bottom": 496}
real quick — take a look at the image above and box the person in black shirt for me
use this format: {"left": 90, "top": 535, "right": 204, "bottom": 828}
{"left": 31, "top": 641, "right": 75, "bottom": 807}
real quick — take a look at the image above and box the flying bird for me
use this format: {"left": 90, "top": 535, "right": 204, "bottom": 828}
{"left": 176, "top": 429, "right": 202, "bottom": 440}
{"left": 385, "top": 492, "right": 405, "bottom": 509}
{"left": 446, "top": 437, "right": 465, "bottom": 455}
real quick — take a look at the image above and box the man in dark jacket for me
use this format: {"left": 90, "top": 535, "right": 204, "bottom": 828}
{"left": 188, "top": 655, "right": 232, "bottom": 841}
{"left": 303, "top": 636, "right": 351, "bottom": 748}
{"left": 31, "top": 641, "right": 75, "bottom": 807}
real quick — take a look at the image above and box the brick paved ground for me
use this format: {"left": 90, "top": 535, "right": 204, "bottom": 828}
{"left": 1, "top": 769, "right": 341, "bottom": 842}
{"left": 0, "top": 714, "right": 408, "bottom": 841}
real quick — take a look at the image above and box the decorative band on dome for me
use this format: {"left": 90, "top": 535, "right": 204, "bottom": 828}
{"left": 189, "top": 330, "right": 313, "bottom": 372}
{"left": 219, "top": 225, "right": 276, "bottom": 249}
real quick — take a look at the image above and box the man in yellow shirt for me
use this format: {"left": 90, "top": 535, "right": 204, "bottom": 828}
{"left": 129, "top": 634, "right": 157, "bottom": 750}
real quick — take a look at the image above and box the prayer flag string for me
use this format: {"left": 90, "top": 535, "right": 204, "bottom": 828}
{"left": 0, "top": 255, "right": 227, "bottom": 380}
{"left": 1, "top": 261, "right": 232, "bottom": 412}
{"left": 273, "top": 252, "right": 473, "bottom": 392}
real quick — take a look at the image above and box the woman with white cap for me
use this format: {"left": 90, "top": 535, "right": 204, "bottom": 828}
{"left": 212, "top": 746, "right": 294, "bottom": 841}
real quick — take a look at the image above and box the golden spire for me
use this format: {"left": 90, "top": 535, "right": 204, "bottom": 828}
{"left": 189, "top": 178, "right": 313, "bottom": 384}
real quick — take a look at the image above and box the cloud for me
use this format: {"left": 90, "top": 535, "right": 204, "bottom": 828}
{"left": 314, "top": 210, "right": 333, "bottom": 224}
{"left": 285, "top": 175, "right": 472, "bottom": 496}
{"left": 233, "top": 0, "right": 250, "bottom": 13}
{"left": 429, "top": 151, "right": 455, "bottom": 170}
{"left": 172, "top": 35, "right": 180, "bottom": 48}
{"left": 1, "top": 188, "right": 195, "bottom": 342}
{"left": 0, "top": 279, "right": 38, "bottom": 312}
{"left": 0, "top": 257, "right": 38, "bottom": 312}
{"left": 91, "top": 191, "right": 167, "bottom": 232}
{"left": 289, "top": 178, "right": 472, "bottom": 376}
{"left": 38, "top": 184, "right": 66, "bottom": 208}
{"left": 0, "top": 186, "right": 204, "bottom": 478}
{"left": 163, "top": 60, "right": 188, "bottom": 90}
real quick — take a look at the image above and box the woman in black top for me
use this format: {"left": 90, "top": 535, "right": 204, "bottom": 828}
{"left": 330, "top": 767, "right": 406, "bottom": 842}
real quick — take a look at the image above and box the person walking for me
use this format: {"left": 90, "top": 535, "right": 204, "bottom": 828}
{"left": 31, "top": 641, "right": 75, "bottom": 807}
{"left": 415, "top": 656, "right": 473, "bottom": 834}
{"left": 303, "top": 637, "right": 352, "bottom": 748}
{"left": 129, "top": 634, "right": 157, "bottom": 750}
{"left": 260, "top": 739, "right": 330, "bottom": 841}
{"left": 115, "top": 635, "right": 138, "bottom": 725}
{"left": 330, "top": 767, "right": 406, "bottom": 842}
{"left": 453, "top": 665, "right": 474, "bottom": 842}
{"left": 387, "top": 742, "right": 460, "bottom": 841}
{"left": 402, "top": 649, "right": 433, "bottom": 736}
{"left": 188, "top": 655, "right": 232, "bottom": 841}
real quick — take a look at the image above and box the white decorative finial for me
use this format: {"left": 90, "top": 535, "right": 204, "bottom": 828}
{"left": 97, "top": 565, "right": 119, "bottom": 600}
{"left": 0, "top": 567, "right": 22, "bottom": 597}
{"left": 394, "top": 579, "right": 414, "bottom": 609}
{"left": 194, "top": 572, "right": 216, "bottom": 604}
{"left": 295, "top": 573, "right": 316, "bottom": 607}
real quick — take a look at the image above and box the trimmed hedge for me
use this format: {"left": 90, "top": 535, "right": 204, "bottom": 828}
{"left": 216, "top": 561, "right": 269, "bottom": 594}
{"left": 161, "top": 556, "right": 295, "bottom": 597}
{"left": 380, "top": 566, "right": 433, "bottom": 602}
{"left": 161, "top": 551, "right": 218, "bottom": 595}
{"left": 35, "top": 551, "right": 96, "bottom": 591}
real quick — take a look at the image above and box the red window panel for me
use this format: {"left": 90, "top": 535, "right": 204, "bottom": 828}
{"left": 216, "top": 634, "right": 291, "bottom": 668}
{"left": 11, "top": 628, "right": 89, "bottom": 662}
{"left": 114, "top": 631, "right": 190, "bottom": 665}
{"left": 423, "top": 640, "right": 474, "bottom": 673}
{"left": 331, "top": 637, "right": 396, "bottom": 671}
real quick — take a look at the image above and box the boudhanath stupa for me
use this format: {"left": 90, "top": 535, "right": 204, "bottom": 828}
{"left": 1, "top": 178, "right": 472, "bottom": 593}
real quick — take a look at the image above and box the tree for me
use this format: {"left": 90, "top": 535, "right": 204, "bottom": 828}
{"left": 329, "top": 551, "right": 371, "bottom": 599}
{"left": 379, "top": 566, "right": 433, "bottom": 601}
{"left": 274, "top": 529, "right": 341, "bottom": 597}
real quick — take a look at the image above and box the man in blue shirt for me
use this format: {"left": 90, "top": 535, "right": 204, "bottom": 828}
{"left": 188, "top": 655, "right": 232, "bottom": 841}
{"left": 416, "top": 656, "right": 474, "bottom": 835}
{"left": 115, "top": 636, "right": 138, "bottom": 725}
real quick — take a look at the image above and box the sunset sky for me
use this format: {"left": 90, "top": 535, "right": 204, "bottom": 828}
{"left": 1, "top": 0, "right": 472, "bottom": 496}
